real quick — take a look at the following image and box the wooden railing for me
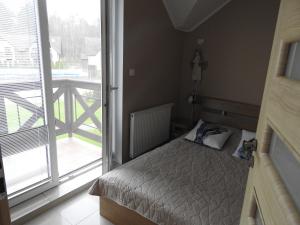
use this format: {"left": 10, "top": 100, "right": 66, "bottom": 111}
{"left": 0, "top": 81, "right": 44, "bottom": 135}
{"left": 0, "top": 79, "right": 102, "bottom": 146}
{"left": 52, "top": 79, "right": 102, "bottom": 143}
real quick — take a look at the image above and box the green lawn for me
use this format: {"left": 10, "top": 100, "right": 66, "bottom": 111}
{"left": 5, "top": 97, "right": 102, "bottom": 147}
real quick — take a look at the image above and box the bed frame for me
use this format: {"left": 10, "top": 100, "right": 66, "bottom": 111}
{"left": 195, "top": 96, "right": 260, "bottom": 131}
{"left": 0, "top": 199, "right": 11, "bottom": 225}
{"left": 100, "top": 197, "right": 156, "bottom": 225}
{"left": 99, "top": 97, "right": 260, "bottom": 225}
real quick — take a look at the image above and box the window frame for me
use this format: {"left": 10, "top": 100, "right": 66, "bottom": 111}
{"left": 8, "top": 0, "right": 59, "bottom": 207}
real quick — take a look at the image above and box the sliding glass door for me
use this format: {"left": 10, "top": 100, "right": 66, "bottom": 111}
{"left": 46, "top": 0, "right": 103, "bottom": 178}
{"left": 0, "top": 0, "right": 57, "bottom": 203}
{"left": 0, "top": 0, "right": 106, "bottom": 205}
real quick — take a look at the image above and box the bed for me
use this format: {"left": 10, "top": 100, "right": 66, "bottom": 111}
{"left": 90, "top": 97, "right": 260, "bottom": 225}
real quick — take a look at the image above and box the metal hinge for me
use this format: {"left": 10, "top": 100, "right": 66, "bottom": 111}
{"left": 242, "top": 139, "right": 257, "bottom": 168}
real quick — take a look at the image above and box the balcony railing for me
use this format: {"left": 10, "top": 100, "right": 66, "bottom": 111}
{"left": 52, "top": 79, "right": 102, "bottom": 144}
{"left": 0, "top": 79, "right": 102, "bottom": 194}
{"left": 0, "top": 79, "right": 102, "bottom": 156}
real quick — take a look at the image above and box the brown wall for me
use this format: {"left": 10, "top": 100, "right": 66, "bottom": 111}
{"left": 121, "top": 0, "right": 280, "bottom": 163}
{"left": 122, "top": 0, "right": 184, "bottom": 162}
{"left": 177, "top": 0, "right": 280, "bottom": 120}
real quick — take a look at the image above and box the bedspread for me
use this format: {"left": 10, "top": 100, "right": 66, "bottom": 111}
{"left": 90, "top": 129, "right": 249, "bottom": 225}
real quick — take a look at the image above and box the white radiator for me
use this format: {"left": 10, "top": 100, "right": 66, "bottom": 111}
{"left": 130, "top": 103, "right": 174, "bottom": 159}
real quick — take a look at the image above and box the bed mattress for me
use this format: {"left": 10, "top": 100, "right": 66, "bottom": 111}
{"left": 90, "top": 129, "right": 249, "bottom": 225}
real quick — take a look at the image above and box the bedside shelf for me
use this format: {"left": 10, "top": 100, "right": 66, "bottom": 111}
{"left": 171, "top": 118, "right": 192, "bottom": 139}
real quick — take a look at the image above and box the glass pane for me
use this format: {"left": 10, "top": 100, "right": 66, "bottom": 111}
{"left": 269, "top": 132, "right": 300, "bottom": 210}
{"left": 0, "top": 0, "right": 50, "bottom": 195}
{"left": 47, "top": 0, "right": 101, "bottom": 82}
{"left": 47, "top": 0, "right": 102, "bottom": 177}
{"left": 3, "top": 146, "right": 49, "bottom": 195}
{"left": 285, "top": 42, "right": 300, "bottom": 81}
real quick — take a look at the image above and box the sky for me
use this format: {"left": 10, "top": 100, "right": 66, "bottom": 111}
{"left": 3, "top": 0, "right": 101, "bottom": 25}
{"left": 46, "top": 0, "right": 101, "bottom": 25}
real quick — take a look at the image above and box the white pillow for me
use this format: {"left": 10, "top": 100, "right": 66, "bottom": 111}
{"left": 185, "top": 120, "right": 232, "bottom": 150}
{"left": 233, "top": 130, "right": 256, "bottom": 160}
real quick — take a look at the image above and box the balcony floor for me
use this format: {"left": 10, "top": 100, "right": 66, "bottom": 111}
{"left": 57, "top": 137, "right": 102, "bottom": 176}
{"left": 3, "top": 137, "right": 102, "bottom": 195}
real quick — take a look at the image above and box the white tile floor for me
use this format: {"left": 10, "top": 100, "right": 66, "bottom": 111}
{"left": 23, "top": 191, "right": 113, "bottom": 225}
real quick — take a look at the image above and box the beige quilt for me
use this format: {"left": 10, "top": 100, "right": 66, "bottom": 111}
{"left": 90, "top": 129, "right": 249, "bottom": 225}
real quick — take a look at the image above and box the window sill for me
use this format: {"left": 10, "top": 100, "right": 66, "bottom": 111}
{"left": 10, "top": 166, "right": 101, "bottom": 225}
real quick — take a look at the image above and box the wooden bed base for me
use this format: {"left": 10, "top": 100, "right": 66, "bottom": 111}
{"left": 0, "top": 199, "right": 11, "bottom": 225}
{"left": 100, "top": 197, "right": 157, "bottom": 225}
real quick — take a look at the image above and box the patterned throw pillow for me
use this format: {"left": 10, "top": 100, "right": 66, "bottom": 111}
{"left": 235, "top": 140, "right": 255, "bottom": 160}
{"left": 185, "top": 120, "right": 232, "bottom": 150}
{"left": 233, "top": 130, "right": 256, "bottom": 160}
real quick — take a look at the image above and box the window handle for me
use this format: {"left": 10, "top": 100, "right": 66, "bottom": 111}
{"left": 109, "top": 85, "right": 119, "bottom": 91}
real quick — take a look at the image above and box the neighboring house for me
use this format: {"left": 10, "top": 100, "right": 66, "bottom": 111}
{"left": 0, "top": 39, "right": 15, "bottom": 67}
{"left": 50, "top": 37, "right": 62, "bottom": 65}
{"left": 81, "top": 37, "right": 101, "bottom": 80}
{"left": 29, "top": 45, "right": 39, "bottom": 66}
{"left": 88, "top": 51, "right": 101, "bottom": 70}
{"left": 0, "top": 35, "right": 39, "bottom": 67}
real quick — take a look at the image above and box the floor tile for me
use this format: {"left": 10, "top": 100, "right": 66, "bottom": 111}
{"left": 77, "top": 211, "right": 113, "bottom": 225}
{"left": 58, "top": 192, "right": 99, "bottom": 224}
{"left": 23, "top": 209, "right": 71, "bottom": 225}
{"left": 21, "top": 191, "right": 104, "bottom": 225}
{"left": 11, "top": 167, "right": 101, "bottom": 223}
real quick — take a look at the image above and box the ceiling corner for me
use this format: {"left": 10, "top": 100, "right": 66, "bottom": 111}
{"left": 163, "top": 0, "right": 232, "bottom": 32}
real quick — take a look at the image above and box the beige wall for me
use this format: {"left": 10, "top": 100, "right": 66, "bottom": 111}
{"left": 177, "top": 0, "right": 280, "bottom": 120}
{"left": 122, "top": 0, "right": 184, "bottom": 162}
{"left": 121, "top": 0, "right": 280, "bottom": 163}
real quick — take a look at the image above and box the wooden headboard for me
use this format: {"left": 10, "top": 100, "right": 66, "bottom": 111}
{"left": 195, "top": 97, "right": 260, "bottom": 131}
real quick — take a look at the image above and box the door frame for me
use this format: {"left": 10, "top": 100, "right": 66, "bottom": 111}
{"left": 102, "top": 0, "right": 124, "bottom": 173}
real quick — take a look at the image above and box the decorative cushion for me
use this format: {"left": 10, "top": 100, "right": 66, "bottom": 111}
{"left": 185, "top": 120, "right": 232, "bottom": 150}
{"left": 233, "top": 130, "right": 256, "bottom": 160}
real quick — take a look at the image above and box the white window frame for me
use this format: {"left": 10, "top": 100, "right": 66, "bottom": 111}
{"left": 7, "top": 0, "right": 121, "bottom": 206}
{"left": 101, "top": 0, "right": 124, "bottom": 173}
{"left": 8, "top": 0, "right": 59, "bottom": 207}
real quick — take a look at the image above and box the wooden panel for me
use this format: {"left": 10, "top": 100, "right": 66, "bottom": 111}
{"left": 195, "top": 97, "right": 260, "bottom": 131}
{"left": 253, "top": 154, "right": 300, "bottom": 225}
{"left": 240, "top": 0, "right": 300, "bottom": 225}
{"left": 0, "top": 148, "right": 10, "bottom": 225}
{"left": 199, "top": 97, "right": 260, "bottom": 118}
{"left": 100, "top": 197, "right": 157, "bottom": 225}
{"left": 268, "top": 77, "right": 300, "bottom": 157}
{"left": 199, "top": 111, "right": 258, "bottom": 131}
{"left": 0, "top": 199, "right": 11, "bottom": 225}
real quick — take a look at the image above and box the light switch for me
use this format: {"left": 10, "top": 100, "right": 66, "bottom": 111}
{"left": 129, "top": 68, "right": 135, "bottom": 77}
{"left": 197, "top": 38, "right": 204, "bottom": 46}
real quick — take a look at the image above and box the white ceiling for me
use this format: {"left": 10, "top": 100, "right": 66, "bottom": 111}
{"left": 163, "top": 0, "right": 232, "bottom": 32}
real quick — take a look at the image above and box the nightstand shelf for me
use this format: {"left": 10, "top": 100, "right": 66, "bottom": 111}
{"left": 171, "top": 118, "right": 192, "bottom": 139}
